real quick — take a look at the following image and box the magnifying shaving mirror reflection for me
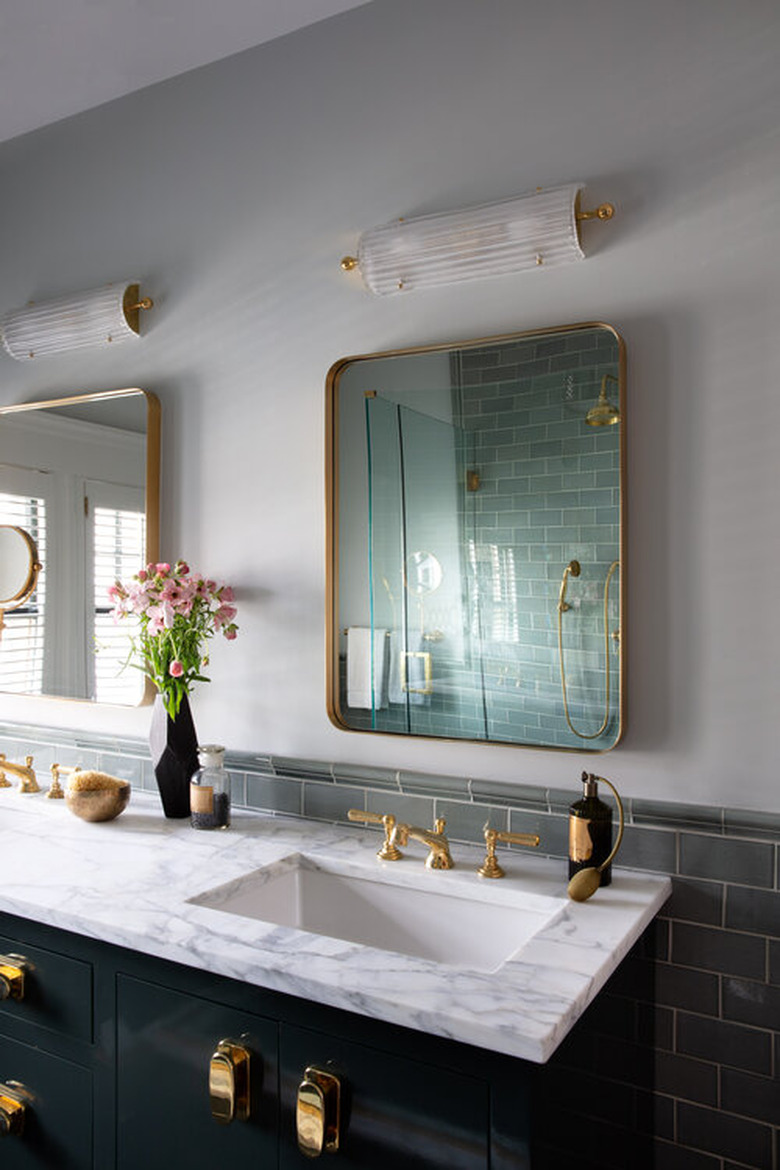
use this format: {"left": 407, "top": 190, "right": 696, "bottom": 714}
{"left": 0, "top": 525, "right": 42, "bottom": 635}
{"left": 327, "top": 322, "right": 625, "bottom": 751}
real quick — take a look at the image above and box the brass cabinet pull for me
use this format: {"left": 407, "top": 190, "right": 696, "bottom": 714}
{"left": 0, "top": 1082, "right": 29, "bottom": 1137}
{"left": 0, "top": 954, "right": 29, "bottom": 1001}
{"left": 208, "top": 1039, "right": 250, "bottom": 1124}
{"left": 296, "top": 1065, "right": 341, "bottom": 1158}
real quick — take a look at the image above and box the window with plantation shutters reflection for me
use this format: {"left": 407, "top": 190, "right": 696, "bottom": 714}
{"left": 0, "top": 480, "right": 47, "bottom": 694}
{"left": 87, "top": 482, "right": 145, "bottom": 705}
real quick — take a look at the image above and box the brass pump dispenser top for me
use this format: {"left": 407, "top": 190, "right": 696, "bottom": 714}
{"left": 581, "top": 774, "right": 598, "bottom": 799}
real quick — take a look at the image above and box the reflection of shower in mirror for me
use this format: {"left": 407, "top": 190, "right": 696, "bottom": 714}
{"left": 557, "top": 560, "right": 621, "bottom": 741}
{"left": 328, "top": 321, "right": 624, "bottom": 750}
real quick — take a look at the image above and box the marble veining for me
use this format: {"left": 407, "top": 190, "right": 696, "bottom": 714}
{"left": 0, "top": 791, "right": 669, "bottom": 1062}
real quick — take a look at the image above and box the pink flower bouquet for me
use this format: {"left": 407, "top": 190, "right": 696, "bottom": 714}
{"left": 109, "top": 560, "right": 238, "bottom": 719}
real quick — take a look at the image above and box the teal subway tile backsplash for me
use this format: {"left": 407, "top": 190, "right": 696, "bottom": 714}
{"left": 435, "top": 799, "right": 508, "bottom": 842}
{"left": 271, "top": 756, "right": 333, "bottom": 781}
{"left": 247, "top": 774, "right": 301, "bottom": 815}
{"left": 680, "top": 834, "right": 775, "bottom": 888}
{"left": 366, "top": 790, "right": 435, "bottom": 828}
{"left": 332, "top": 762, "right": 399, "bottom": 789}
{"left": 302, "top": 779, "right": 364, "bottom": 823}
{"left": 398, "top": 770, "right": 470, "bottom": 798}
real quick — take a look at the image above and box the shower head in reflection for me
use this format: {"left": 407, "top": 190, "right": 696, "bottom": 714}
{"left": 585, "top": 374, "right": 621, "bottom": 427}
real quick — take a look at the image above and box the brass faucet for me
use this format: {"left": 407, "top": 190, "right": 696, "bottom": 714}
{"left": 0, "top": 754, "right": 40, "bottom": 793}
{"left": 390, "top": 818, "right": 454, "bottom": 870}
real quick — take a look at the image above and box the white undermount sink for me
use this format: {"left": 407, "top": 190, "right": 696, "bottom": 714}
{"left": 189, "top": 852, "right": 566, "bottom": 974}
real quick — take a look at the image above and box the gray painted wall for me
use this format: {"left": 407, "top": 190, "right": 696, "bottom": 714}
{"left": 0, "top": 0, "right": 778, "bottom": 811}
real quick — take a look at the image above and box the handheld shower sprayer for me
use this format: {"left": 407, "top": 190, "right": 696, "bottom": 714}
{"left": 557, "top": 559, "right": 620, "bottom": 740}
{"left": 558, "top": 559, "right": 581, "bottom": 613}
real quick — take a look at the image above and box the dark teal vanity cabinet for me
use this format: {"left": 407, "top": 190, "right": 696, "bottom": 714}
{"left": 0, "top": 912, "right": 530, "bottom": 1169}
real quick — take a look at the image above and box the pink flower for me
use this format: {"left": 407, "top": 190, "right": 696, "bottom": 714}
{"left": 218, "top": 586, "right": 235, "bottom": 603}
{"left": 224, "top": 625, "right": 238, "bottom": 641}
{"left": 155, "top": 562, "right": 171, "bottom": 576}
{"left": 214, "top": 604, "right": 237, "bottom": 629}
{"left": 175, "top": 560, "right": 190, "bottom": 576}
{"left": 147, "top": 613, "right": 166, "bottom": 635}
{"left": 160, "top": 579, "right": 194, "bottom": 607}
{"left": 128, "top": 582, "right": 152, "bottom": 615}
{"left": 136, "top": 569, "right": 148, "bottom": 582}
{"left": 169, "top": 660, "right": 184, "bottom": 678}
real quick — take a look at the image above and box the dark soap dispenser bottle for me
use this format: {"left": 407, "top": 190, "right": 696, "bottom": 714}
{"left": 568, "top": 771, "right": 613, "bottom": 887}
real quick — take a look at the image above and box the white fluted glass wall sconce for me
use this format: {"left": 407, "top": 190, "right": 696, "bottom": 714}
{"left": 341, "top": 183, "right": 614, "bottom": 295}
{"left": 1, "top": 281, "right": 154, "bottom": 361}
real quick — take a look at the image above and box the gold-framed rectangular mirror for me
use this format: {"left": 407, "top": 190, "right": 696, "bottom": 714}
{"left": 327, "top": 323, "right": 625, "bottom": 751}
{"left": 0, "top": 388, "right": 160, "bottom": 704}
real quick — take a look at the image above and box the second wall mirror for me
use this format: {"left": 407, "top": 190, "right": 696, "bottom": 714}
{"left": 0, "top": 388, "right": 160, "bottom": 705}
{"left": 327, "top": 322, "right": 625, "bottom": 751}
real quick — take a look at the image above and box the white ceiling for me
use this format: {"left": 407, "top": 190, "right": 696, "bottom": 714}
{"left": 0, "top": 0, "right": 371, "bottom": 145}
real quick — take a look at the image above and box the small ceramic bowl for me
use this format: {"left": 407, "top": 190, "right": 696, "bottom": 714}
{"left": 65, "top": 782, "right": 131, "bottom": 823}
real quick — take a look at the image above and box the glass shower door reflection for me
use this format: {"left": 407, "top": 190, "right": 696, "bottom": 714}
{"left": 365, "top": 397, "right": 485, "bottom": 739}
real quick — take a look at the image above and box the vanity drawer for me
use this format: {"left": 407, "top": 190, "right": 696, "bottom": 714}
{"left": 0, "top": 932, "right": 93, "bottom": 1044}
{"left": 280, "top": 1022, "right": 489, "bottom": 1169}
{"left": 0, "top": 1033, "right": 92, "bottom": 1168}
{"left": 117, "top": 974, "right": 278, "bottom": 1170}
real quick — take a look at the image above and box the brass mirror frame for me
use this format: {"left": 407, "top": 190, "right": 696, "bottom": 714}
{"left": 326, "top": 321, "right": 626, "bottom": 753}
{"left": 0, "top": 387, "right": 161, "bottom": 705}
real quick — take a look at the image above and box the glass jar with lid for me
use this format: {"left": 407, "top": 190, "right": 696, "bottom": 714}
{"left": 190, "top": 744, "right": 230, "bottom": 830}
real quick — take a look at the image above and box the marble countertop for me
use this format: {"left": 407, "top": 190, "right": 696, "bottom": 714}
{"left": 0, "top": 790, "right": 670, "bottom": 1063}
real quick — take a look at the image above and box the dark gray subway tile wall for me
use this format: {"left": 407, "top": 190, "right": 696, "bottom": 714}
{"left": 1, "top": 720, "right": 779, "bottom": 1168}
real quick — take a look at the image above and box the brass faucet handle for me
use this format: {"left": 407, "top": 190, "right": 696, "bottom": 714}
{"left": 347, "top": 809, "right": 403, "bottom": 861}
{"left": 0, "top": 754, "right": 9, "bottom": 788}
{"left": 19, "top": 756, "right": 39, "bottom": 794}
{"left": 478, "top": 827, "right": 541, "bottom": 879}
{"left": 48, "top": 763, "right": 80, "bottom": 800}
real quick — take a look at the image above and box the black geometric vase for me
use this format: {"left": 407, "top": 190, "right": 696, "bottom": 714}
{"left": 148, "top": 692, "right": 199, "bottom": 818}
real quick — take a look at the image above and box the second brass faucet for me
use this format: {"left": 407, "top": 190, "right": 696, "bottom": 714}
{"left": 390, "top": 818, "right": 454, "bottom": 870}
